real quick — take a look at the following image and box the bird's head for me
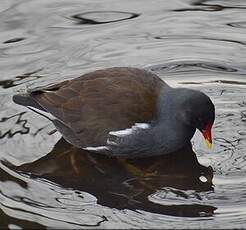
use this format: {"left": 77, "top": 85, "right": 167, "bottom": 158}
{"left": 176, "top": 88, "right": 215, "bottom": 149}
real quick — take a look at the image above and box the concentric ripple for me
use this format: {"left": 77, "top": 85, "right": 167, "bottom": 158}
{"left": 0, "top": 0, "right": 246, "bottom": 228}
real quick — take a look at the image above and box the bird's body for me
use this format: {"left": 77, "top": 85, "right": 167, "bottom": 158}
{"left": 13, "top": 67, "right": 215, "bottom": 158}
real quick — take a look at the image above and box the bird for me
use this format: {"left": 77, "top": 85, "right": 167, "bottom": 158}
{"left": 13, "top": 67, "right": 215, "bottom": 158}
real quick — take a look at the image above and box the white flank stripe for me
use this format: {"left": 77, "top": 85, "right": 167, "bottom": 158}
{"left": 109, "top": 123, "right": 150, "bottom": 137}
{"left": 109, "top": 128, "right": 133, "bottom": 137}
{"left": 84, "top": 146, "right": 109, "bottom": 151}
{"left": 135, "top": 123, "right": 150, "bottom": 129}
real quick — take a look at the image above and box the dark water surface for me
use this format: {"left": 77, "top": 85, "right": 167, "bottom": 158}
{"left": 0, "top": 0, "right": 246, "bottom": 228}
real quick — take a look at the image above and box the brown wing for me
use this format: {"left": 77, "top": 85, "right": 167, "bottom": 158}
{"left": 30, "top": 67, "right": 165, "bottom": 147}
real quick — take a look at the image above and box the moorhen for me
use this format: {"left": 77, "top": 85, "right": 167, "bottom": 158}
{"left": 13, "top": 67, "right": 215, "bottom": 158}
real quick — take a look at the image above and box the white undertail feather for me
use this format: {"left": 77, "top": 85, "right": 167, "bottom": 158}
{"left": 106, "top": 139, "right": 118, "bottom": 146}
{"left": 84, "top": 123, "right": 151, "bottom": 151}
{"left": 27, "top": 106, "right": 56, "bottom": 121}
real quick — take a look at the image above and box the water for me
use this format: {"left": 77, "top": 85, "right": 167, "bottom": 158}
{"left": 1, "top": 0, "right": 246, "bottom": 228}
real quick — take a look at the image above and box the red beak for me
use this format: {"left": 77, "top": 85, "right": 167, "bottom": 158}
{"left": 202, "top": 123, "right": 213, "bottom": 149}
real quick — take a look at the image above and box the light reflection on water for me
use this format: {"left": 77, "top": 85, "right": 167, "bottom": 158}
{"left": 0, "top": 0, "right": 246, "bottom": 228}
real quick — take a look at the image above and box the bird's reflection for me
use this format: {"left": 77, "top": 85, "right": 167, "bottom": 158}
{"left": 16, "top": 138, "right": 216, "bottom": 217}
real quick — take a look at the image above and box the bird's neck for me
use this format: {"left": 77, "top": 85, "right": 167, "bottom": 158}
{"left": 155, "top": 87, "right": 196, "bottom": 149}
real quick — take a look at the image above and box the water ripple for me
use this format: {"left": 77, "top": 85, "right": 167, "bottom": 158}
{"left": 174, "top": 0, "right": 246, "bottom": 12}
{"left": 3, "top": 37, "right": 25, "bottom": 44}
{"left": 154, "top": 35, "right": 246, "bottom": 46}
{"left": 149, "top": 61, "right": 238, "bottom": 73}
{"left": 0, "top": 69, "right": 43, "bottom": 89}
{"left": 0, "top": 0, "right": 246, "bottom": 228}
{"left": 0, "top": 112, "right": 29, "bottom": 139}
{"left": 227, "top": 21, "right": 246, "bottom": 28}
{"left": 70, "top": 11, "right": 140, "bottom": 25}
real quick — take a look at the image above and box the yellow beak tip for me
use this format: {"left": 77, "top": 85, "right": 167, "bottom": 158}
{"left": 205, "top": 140, "right": 212, "bottom": 149}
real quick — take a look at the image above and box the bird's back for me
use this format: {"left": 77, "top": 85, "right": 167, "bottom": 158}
{"left": 14, "top": 67, "right": 167, "bottom": 151}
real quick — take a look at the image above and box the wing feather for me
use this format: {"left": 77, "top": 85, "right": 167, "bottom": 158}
{"left": 30, "top": 68, "right": 166, "bottom": 148}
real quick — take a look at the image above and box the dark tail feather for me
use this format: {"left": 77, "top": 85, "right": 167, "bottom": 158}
{"left": 12, "top": 94, "right": 45, "bottom": 111}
